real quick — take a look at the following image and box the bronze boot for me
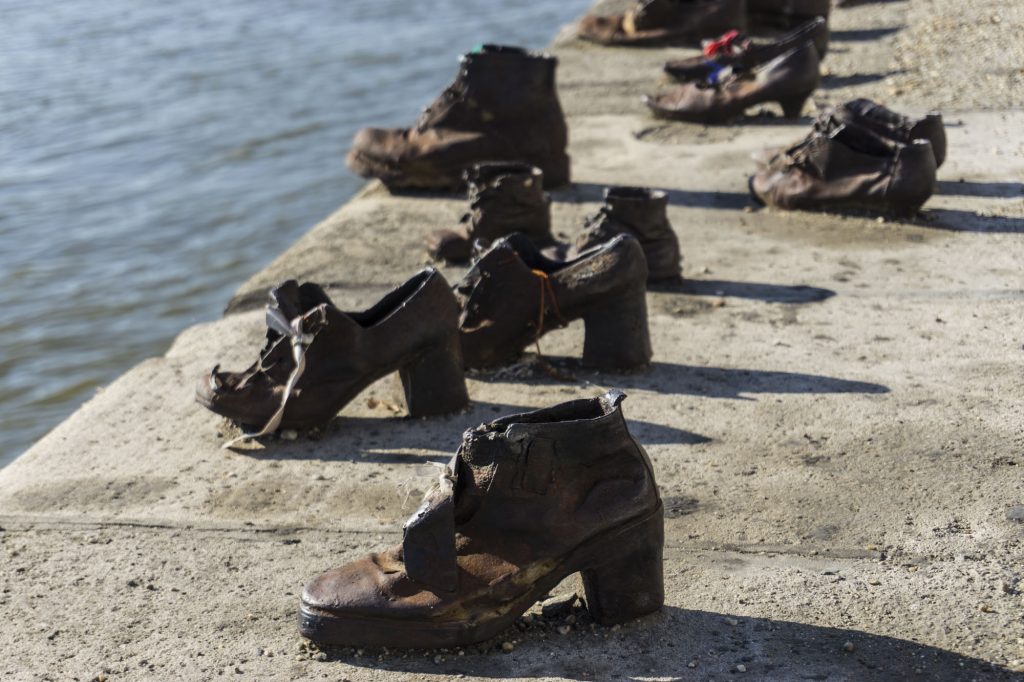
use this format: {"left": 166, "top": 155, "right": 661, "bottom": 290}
{"left": 425, "top": 162, "right": 554, "bottom": 264}
{"left": 645, "top": 41, "right": 820, "bottom": 123}
{"left": 576, "top": 187, "right": 682, "bottom": 283}
{"left": 347, "top": 45, "right": 570, "bottom": 191}
{"left": 749, "top": 123, "right": 937, "bottom": 216}
{"left": 577, "top": 0, "right": 747, "bottom": 47}
{"left": 833, "top": 98, "right": 947, "bottom": 168}
{"left": 748, "top": 0, "right": 830, "bottom": 30}
{"left": 195, "top": 269, "right": 469, "bottom": 439}
{"left": 299, "top": 390, "right": 665, "bottom": 649}
{"left": 455, "top": 233, "right": 652, "bottom": 371}
{"left": 664, "top": 16, "right": 828, "bottom": 83}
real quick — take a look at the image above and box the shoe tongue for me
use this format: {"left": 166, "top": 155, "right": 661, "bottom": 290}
{"left": 268, "top": 280, "right": 333, "bottom": 321}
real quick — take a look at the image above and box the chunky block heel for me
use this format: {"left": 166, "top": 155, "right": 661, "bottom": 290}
{"left": 581, "top": 509, "right": 665, "bottom": 625}
{"left": 779, "top": 92, "right": 812, "bottom": 119}
{"left": 399, "top": 336, "right": 470, "bottom": 417}
{"left": 541, "top": 152, "right": 572, "bottom": 189}
{"left": 581, "top": 291, "right": 652, "bottom": 370}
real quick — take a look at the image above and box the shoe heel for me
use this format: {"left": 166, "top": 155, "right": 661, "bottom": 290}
{"left": 779, "top": 92, "right": 812, "bottom": 119}
{"left": 581, "top": 291, "right": 652, "bottom": 371}
{"left": 581, "top": 510, "right": 664, "bottom": 625}
{"left": 399, "top": 336, "right": 470, "bottom": 417}
{"left": 541, "top": 152, "right": 571, "bottom": 189}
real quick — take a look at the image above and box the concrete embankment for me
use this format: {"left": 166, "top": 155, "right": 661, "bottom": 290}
{"left": 2, "top": 0, "right": 1023, "bottom": 679}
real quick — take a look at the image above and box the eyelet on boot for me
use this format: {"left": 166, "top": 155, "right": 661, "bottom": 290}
{"left": 298, "top": 390, "right": 665, "bottom": 650}
{"left": 195, "top": 268, "right": 469, "bottom": 440}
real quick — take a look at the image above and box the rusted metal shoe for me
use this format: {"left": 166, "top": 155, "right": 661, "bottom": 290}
{"left": 195, "top": 269, "right": 469, "bottom": 441}
{"left": 575, "top": 187, "right": 682, "bottom": 283}
{"left": 748, "top": 0, "right": 830, "bottom": 30}
{"left": 664, "top": 16, "right": 828, "bottom": 83}
{"left": 347, "top": 45, "right": 570, "bottom": 191}
{"left": 577, "top": 0, "right": 747, "bottom": 47}
{"left": 455, "top": 233, "right": 652, "bottom": 371}
{"left": 299, "top": 390, "right": 665, "bottom": 649}
{"left": 749, "top": 122, "right": 937, "bottom": 216}
{"left": 832, "top": 98, "right": 947, "bottom": 168}
{"left": 645, "top": 41, "right": 820, "bottom": 123}
{"left": 425, "top": 162, "right": 554, "bottom": 264}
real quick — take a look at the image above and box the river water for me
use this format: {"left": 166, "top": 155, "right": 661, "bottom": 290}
{"left": 0, "top": 0, "right": 590, "bottom": 467}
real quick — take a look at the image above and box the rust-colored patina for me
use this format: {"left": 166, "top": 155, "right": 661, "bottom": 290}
{"left": 577, "top": 0, "right": 747, "bottom": 47}
{"left": 575, "top": 186, "right": 682, "bottom": 284}
{"left": 347, "top": 45, "right": 570, "bottom": 190}
{"left": 645, "top": 41, "right": 821, "bottom": 123}
{"left": 299, "top": 390, "right": 665, "bottom": 649}
{"left": 196, "top": 269, "right": 469, "bottom": 435}
{"left": 455, "top": 233, "right": 652, "bottom": 371}
{"left": 426, "top": 162, "right": 554, "bottom": 264}
{"left": 663, "top": 16, "right": 828, "bottom": 83}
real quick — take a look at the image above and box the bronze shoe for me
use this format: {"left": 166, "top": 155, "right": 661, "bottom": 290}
{"left": 575, "top": 187, "right": 682, "bottom": 283}
{"left": 196, "top": 269, "right": 469, "bottom": 439}
{"left": 425, "top": 162, "right": 554, "bottom": 264}
{"left": 455, "top": 233, "right": 652, "bottom": 371}
{"left": 577, "top": 0, "right": 747, "bottom": 47}
{"left": 645, "top": 41, "right": 820, "bottom": 123}
{"left": 347, "top": 45, "right": 570, "bottom": 191}
{"left": 833, "top": 98, "right": 947, "bottom": 168}
{"left": 664, "top": 16, "right": 828, "bottom": 83}
{"left": 299, "top": 390, "right": 665, "bottom": 649}
{"left": 749, "top": 122, "right": 937, "bottom": 216}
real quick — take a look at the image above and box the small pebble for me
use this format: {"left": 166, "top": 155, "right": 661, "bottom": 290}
{"left": 281, "top": 430, "right": 298, "bottom": 441}
{"left": 501, "top": 641, "right": 515, "bottom": 653}
{"left": 724, "top": 617, "right": 739, "bottom": 626}
{"left": 688, "top": 661, "right": 697, "bottom": 668}
{"left": 558, "top": 625, "right": 572, "bottom": 635}
{"left": 736, "top": 664, "right": 747, "bottom": 673}
{"left": 843, "top": 641, "right": 855, "bottom": 652}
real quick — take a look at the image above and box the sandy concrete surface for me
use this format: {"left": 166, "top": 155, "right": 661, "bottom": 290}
{"left": 2, "top": 0, "right": 1023, "bottom": 680}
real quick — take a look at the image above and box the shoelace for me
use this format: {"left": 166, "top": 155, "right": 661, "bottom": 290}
{"left": 222, "top": 306, "right": 326, "bottom": 448}
{"left": 530, "top": 269, "right": 566, "bottom": 357}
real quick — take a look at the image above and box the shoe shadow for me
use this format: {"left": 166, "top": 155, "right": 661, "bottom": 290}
{"left": 913, "top": 208, "right": 1024, "bottom": 234}
{"left": 822, "top": 71, "right": 902, "bottom": 90}
{"left": 830, "top": 26, "right": 905, "bottom": 42}
{"left": 480, "top": 359, "right": 889, "bottom": 401}
{"left": 320, "top": 605, "right": 1018, "bottom": 680}
{"left": 230, "top": 399, "right": 710, "bottom": 462}
{"left": 554, "top": 181, "right": 755, "bottom": 210}
{"left": 657, "top": 278, "right": 836, "bottom": 303}
{"left": 937, "top": 180, "right": 1024, "bottom": 199}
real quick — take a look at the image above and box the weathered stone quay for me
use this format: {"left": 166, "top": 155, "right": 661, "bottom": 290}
{"left": 2, "top": 0, "right": 1023, "bottom": 679}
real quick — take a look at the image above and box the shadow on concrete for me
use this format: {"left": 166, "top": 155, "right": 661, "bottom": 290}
{"left": 822, "top": 71, "right": 902, "bottom": 90}
{"left": 556, "top": 182, "right": 755, "bottom": 210}
{"left": 323, "top": 606, "right": 1020, "bottom": 680}
{"left": 482, "top": 360, "right": 890, "bottom": 400}
{"left": 230, "top": 399, "right": 711, "bottom": 460}
{"left": 914, "top": 208, "right": 1024, "bottom": 234}
{"left": 655, "top": 278, "right": 836, "bottom": 303}
{"left": 831, "top": 26, "right": 904, "bottom": 42}
{"left": 937, "top": 180, "right": 1024, "bottom": 198}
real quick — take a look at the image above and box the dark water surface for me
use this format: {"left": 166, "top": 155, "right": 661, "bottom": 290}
{"left": 0, "top": 0, "right": 590, "bottom": 466}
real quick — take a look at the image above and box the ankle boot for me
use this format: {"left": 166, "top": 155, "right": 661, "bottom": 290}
{"left": 195, "top": 269, "right": 469, "bottom": 439}
{"left": 749, "top": 123, "right": 937, "bottom": 215}
{"left": 455, "top": 233, "right": 652, "bottom": 371}
{"left": 347, "top": 45, "right": 570, "bottom": 191}
{"left": 748, "top": 0, "right": 830, "bottom": 30}
{"left": 578, "top": 0, "right": 747, "bottom": 47}
{"left": 833, "top": 98, "right": 947, "bottom": 168}
{"left": 664, "top": 16, "right": 828, "bottom": 83}
{"left": 425, "top": 162, "right": 554, "bottom": 263}
{"left": 576, "top": 187, "right": 682, "bottom": 283}
{"left": 299, "top": 390, "right": 664, "bottom": 649}
{"left": 645, "top": 41, "right": 820, "bottom": 123}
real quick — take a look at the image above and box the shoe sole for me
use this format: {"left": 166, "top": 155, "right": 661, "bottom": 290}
{"left": 297, "top": 501, "right": 664, "bottom": 650}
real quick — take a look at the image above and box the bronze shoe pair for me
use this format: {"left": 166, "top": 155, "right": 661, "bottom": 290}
{"left": 299, "top": 390, "right": 665, "bottom": 649}
{"left": 196, "top": 269, "right": 469, "bottom": 439}
{"left": 455, "top": 233, "right": 652, "bottom": 371}
{"left": 749, "top": 118, "right": 938, "bottom": 216}
{"left": 577, "top": 0, "right": 747, "bottom": 47}
{"left": 426, "top": 162, "right": 554, "bottom": 264}
{"left": 663, "top": 16, "right": 828, "bottom": 83}
{"left": 347, "top": 45, "right": 570, "bottom": 191}
{"left": 646, "top": 40, "right": 821, "bottom": 123}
